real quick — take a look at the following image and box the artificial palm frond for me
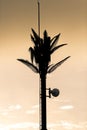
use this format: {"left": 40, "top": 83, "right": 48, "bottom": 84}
{"left": 17, "top": 59, "right": 39, "bottom": 73}
{"left": 44, "top": 30, "right": 48, "bottom": 40}
{"left": 50, "top": 44, "right": 67, "bottom": 54}
{"left": 47, "top": 64, "right": 53, "bottom": 70}
{"left": 29, "top": 47, "right": 35, "bottom": 63}
{"left": 31, "top": 28, "right": 39, "bottom": 39}
{"left": 30, "top": 34, "right": 35, "bottom": 43}
{"left": 18, "top": 29, "right": 70, "bottom": 74}
{"left": 50, "top": 33, "right": 60, "bottom": 49}
{"left": 47, "top": 56, "right": 70, "bottom": 73}
{"left": 31, "top": 28, "right": 40, "bottom": 45}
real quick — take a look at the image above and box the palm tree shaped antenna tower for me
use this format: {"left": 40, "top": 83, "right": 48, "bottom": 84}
{"left": 17, "top": 0, "right": 70, "bottom": 130}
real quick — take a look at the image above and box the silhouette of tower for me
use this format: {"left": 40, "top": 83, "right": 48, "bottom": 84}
{"left": 17, "top": 1, "right": 70, "bottom": 130}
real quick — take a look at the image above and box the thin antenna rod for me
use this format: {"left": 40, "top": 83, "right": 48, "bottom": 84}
{"left": 37, "top": 0, "right": 40, "bottom": 37}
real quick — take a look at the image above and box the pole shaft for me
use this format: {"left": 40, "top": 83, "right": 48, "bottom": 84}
{"left": 40, "top": 74, "right": 47, "bottom": 130}
{"left": 38, "top": 1, "right": 47, "bottom": 129}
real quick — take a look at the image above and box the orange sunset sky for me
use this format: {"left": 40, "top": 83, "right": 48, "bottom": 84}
{"left": 0, "top": 0, "right": 87, "bottom": 130}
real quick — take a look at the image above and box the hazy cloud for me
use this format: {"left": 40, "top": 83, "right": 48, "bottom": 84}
{"left": 60, "top": 105, "right": 74, "bottom": 110}
{"left": 25, "top": 104, "right": 39, "bottom": 115}
{"left": 32, "top": 105, "right": 39, "bottom": 109}
{"left": 0, "top": 104, "right": 22, "bottom": 117}
{"left": 8, "top": 104, "right": 22, "bottom": 111}
{"left": 0, "top": 121, "right": 87, "bottom": 130}
{"left": 26, "top": 110, "right": 36, "bottom": 114}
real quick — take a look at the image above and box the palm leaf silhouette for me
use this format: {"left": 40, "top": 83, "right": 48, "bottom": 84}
{"left": 50, "top": 33, "right": 60, "bottom": 49}
{"left": 17, "top": 59, "right": 39, "bottom": 73}
{"left": 31, "top": 28, "right": 41, "bottom": 46}
{"left": 29, "top": 47, "right": 35, "bottom": 63}
{"left": 18, "top": 29, "right": 70, "bottom": 73}
{"left": 50, "top": 43, "right": 67, "bottom": 54}
{"left": 47, "top": 56, "right": 70, "bottom": 73}
{"left": 44, "top": 30, "right": 48, "bottom": 40}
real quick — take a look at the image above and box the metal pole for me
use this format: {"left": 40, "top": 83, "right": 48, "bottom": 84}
{"left": 40, "top": 73, "right": 47, "bottom": 130}
{"left": 37, "top": 1, "right": 47, "bottom": 129}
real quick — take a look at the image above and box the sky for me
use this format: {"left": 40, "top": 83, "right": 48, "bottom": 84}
{"left": 0, "top": 0, "right": 87, "bottom": 130}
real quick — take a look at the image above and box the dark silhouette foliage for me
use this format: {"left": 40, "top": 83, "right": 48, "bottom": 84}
{"left": 17, "top": 29, "right": 70, "bottom": 74}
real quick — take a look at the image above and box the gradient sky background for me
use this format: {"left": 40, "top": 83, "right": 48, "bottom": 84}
{"left": 0, "top": 0, "right": 87, "bottom": 130}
